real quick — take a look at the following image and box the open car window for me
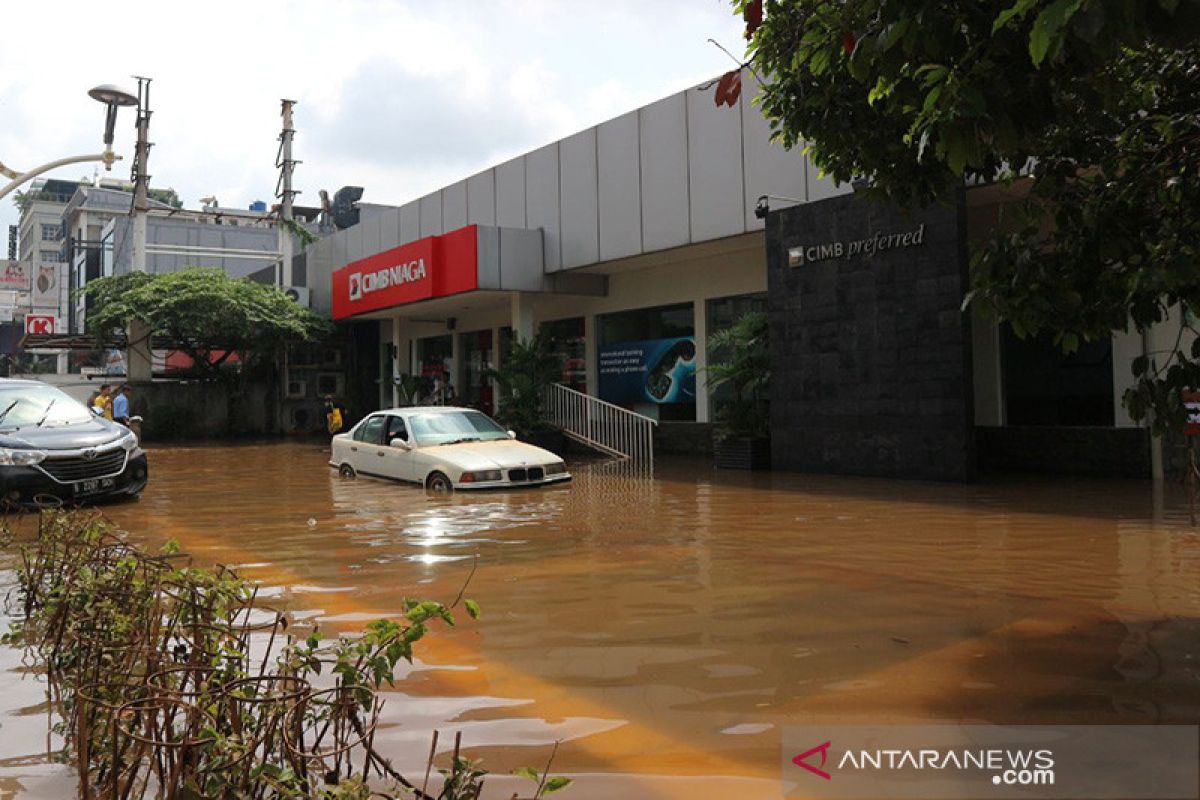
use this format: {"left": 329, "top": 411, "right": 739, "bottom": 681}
{"left": 387, "top": 415, "right": 408, "bottom": 442}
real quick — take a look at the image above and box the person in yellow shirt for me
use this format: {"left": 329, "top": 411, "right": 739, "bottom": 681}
{"left": 89, "top": 384, "right": 114, "bottom": 419}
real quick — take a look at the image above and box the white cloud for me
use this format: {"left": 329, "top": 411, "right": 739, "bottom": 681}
{"left": 0, "top": 0, "right": 746, "bottom": 234}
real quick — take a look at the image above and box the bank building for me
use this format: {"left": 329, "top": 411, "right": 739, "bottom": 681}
{"left": 296, "top": 67, "right": 1160, "bottom": 482}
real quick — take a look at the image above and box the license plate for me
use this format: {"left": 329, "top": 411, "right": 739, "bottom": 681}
{"left": 74, "top": 477, "right": 116, "bottom": 496}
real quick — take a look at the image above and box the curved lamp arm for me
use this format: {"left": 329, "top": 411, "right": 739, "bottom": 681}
{"left": 0, "top": 150, "right": 122, "bottom": 202}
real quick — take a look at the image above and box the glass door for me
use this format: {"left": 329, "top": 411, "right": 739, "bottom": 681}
{"left": 459, "top": 329, "right": 494, "bottom": 414}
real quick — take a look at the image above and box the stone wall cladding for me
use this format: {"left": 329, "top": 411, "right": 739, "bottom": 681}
{"left": 977, "top": 426, "right": 1151, "bottom": 478}
{"left": 766, "top": 193, "right": 974, "bottom": 481}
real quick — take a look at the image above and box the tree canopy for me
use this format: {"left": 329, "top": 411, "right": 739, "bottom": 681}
{"left": 82, "top": 267, "right": 331, "bottom": 377}
{"left": 736, "top": 0, "right": 1200, "bottom": 433}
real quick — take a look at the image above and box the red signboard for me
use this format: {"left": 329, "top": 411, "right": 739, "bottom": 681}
{"left": 332, "top": 225, "right": 479, "bottom": 320}
{"left": 25, "top": 314, "right": 55, "bottom": 335}
{"left": 1185, "top": 390, "right": 1200, "bottom": 435}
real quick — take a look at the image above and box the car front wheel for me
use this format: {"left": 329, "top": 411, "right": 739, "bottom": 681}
{"left": 338, "top": 463, "right": 357, "bottom": 478}
{"left": 426, "top": 471, "right": 453, "bottom": 493}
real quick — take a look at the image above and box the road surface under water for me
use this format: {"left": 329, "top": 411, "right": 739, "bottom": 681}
{"left": 2, "top": 440, "right": 1200, "bottom": 798}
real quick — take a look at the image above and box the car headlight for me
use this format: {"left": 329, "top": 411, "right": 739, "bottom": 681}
{"left": 544, "top": 462, "right": 567, "bottom": 475}
{"left": 459, "top": 469, "right": 502, "bottom": 483}
{"left": 118, "top": 431, "right": 139, "bottom": 451}
{"left": 0, "top": 448, "right": 46, "bottom": 466}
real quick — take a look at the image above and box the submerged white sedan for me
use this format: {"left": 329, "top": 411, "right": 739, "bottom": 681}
{"left": 330, "top": 406, "right": 570, "bottom": 492}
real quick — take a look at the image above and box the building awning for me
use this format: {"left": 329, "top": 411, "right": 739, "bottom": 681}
{"left": 331, "top": 224, "right": 606, "bottom": 321}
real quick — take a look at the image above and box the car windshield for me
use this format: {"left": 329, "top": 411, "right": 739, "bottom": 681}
{"left": 0, "top": 384, "right": 94, "bottom": 430}
{"left": 408, "top": 410, "right": 509, "bottom": 445}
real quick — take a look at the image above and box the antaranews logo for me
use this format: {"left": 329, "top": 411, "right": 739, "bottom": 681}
{"left": 792, "top": 741, "right": 832, "bottom": 780}
{"left": 790, "top": 740, "right": 1054, "bottom": 787}
{"left": 783, "top": 725, "right": 1199, "bottom": 800}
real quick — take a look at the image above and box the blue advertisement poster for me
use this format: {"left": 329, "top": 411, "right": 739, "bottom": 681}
{"left": 598, "top": 337, "right": 697, "bottom": 405}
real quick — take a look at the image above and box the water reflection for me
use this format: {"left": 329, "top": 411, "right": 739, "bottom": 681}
{"left": 1, "top": 441, "right": 1200, "bottom": 798}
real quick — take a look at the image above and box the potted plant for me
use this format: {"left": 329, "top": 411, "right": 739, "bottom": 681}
{"left": 393, "top": 372, "right": 422, "bottom": 406}
{"left": 484, "top": 334, "right": 566, "bottom": 454}
{"left": 707, "top": 311, "right": 771, "bottom": 469}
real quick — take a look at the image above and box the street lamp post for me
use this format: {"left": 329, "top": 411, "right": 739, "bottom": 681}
{"left": 0, "top": 84, "right": 138, "bottom": 202}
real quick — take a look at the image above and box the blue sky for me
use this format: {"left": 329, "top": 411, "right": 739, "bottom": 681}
{"left": 0, "top": 0, "right": 746, "bottom": 235}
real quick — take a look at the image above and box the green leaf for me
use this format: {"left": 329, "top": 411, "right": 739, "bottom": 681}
{"left": 876, "top": 19, "right": 909, "bottom": 52}
{"left": 1029, "top": 0, "right": 1083, "bottom": 65}
{"left": 513, "top": 766, "right": 541, "bottom": 782}
{"left": 544, "top": 776, "right": 574, "bottom": 793}
{"left": 464, "top": 598, "right": 481, "bottom": 619}
{"left": 993, "top": 0, "right": 1039, "bottom": 33}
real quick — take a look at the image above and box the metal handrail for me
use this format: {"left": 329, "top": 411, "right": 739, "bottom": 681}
{"left": 543, "top": 382, "right": 657, "bottom": 466}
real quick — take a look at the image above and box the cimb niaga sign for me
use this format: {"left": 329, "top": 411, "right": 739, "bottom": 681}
{"left": 788, "top": 223, "right": 925, "bottom": 267}
{"left": 331, "top": 225, "right": 479, "bottom": 320}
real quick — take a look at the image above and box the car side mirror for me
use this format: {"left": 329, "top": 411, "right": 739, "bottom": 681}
{"left": 507, "top": 430, "right": 517, "bottom": 439}
{"left": 390, "top": 438, "right": 411, "bottom": 450}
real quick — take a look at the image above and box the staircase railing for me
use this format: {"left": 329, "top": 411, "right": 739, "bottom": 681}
{"left": 543, "top": 382, "right": 656, "bottom": 465}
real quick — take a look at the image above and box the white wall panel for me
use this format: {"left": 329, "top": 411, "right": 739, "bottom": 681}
{"left": 495, "top": 156, "right": 526, "bottom": 229}
{"left": 419, "top": 193, "right": 443, "bottom": 238}
{"left": 686, "top": 85, "right": 745, "bottom": 242}
{"left": 639, "top": 94, "right": 690, "bottom": 252}
{"left": 399, "top": 201, "right": 420, "bottom": 244}
{"left": 808, "top": 163, "right": 852, "bottom": 202}
{"left": 343, "top": 223, "right": 364, "bottom": 264}
{"left": 559, "top": 128, "right": 600, "bottom": 269}
{"left": 359, "top": 211, "right": 383, "bottom": 256}
{"left": 525, "top": 143, "right": 561, "bottom": 272}
{"left": 741, "top": 74, "right": 808, "bottom": 231}
{"left": 443, "top": 181, "right": 467, "bottom": 232}
{"left": 597, "top": 111, "right": 642, "bottom": 261}
{"left": 466, "top": 169, "right": 496, "bottom": 227}
{"left": 376, "top": 206, "right": 402, "bottom": 252}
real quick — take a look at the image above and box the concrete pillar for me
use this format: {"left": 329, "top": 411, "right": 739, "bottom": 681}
{"left": 449, "top": 327, "right": 461, "bottom": 402}
{"left": 391, "top": 317, "right": 403, "bottom": 407}
{"left": 490, "top": 324, "right": 502, "bottom": 402}
{"left": 55, "top": 350, "right": 68, "bottom": 375}
{"left": 127, "top": 318, "right": 153, "bottom": 383}
{"left": 693, "top": 298, "right": 709, "bottom": 423}
{"left": 511, "top": 292, "right": 534, "bottom": 343}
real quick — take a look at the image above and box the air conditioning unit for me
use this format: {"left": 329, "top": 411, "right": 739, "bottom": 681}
{"left": 283, "top": 286, "right": 310, "bottom": 307}
{"left": 285, "top": 379, "right": 307, "bottom": 399}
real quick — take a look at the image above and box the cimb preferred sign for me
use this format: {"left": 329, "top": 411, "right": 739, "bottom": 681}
{"left": 788, "top": 223, "right": 925, "bottom": 267}
{"left": 782, "top": 725, "right": 1198, "bottom": 799}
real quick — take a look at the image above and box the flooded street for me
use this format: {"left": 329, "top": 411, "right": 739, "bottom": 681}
{"left": 4, "top": 440, "right": 1200, "bottom": 798}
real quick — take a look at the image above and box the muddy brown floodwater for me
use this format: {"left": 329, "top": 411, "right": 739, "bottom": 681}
{"left": 3, "top": 441, "right": 1200, "bottom": 798}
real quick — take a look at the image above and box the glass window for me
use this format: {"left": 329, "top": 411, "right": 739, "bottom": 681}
{"left": 459, "top": 330, "right": 494, "bottom": 414}
{"left": 597, "top": 303, "right": 696, "bottom": 421}
{"left": 540, "top": 317, "right": 586, "bottom": 393}
{"left": 353, "top": 414, "right": 387, "bottom": 444}
{"left": 0, "top": 384, "right": 94, "bottom": 430}
{"left": 1002, "top": 325, "right": 1114, "bottom": 426}
{"left": 41, "top": 224, "right": 62, "bottom": 241}
{"left": 706, "top": 292, "right": 768, "bottom": 411}
{"left": 408, "top": 410, "right": 508, "bottom": 445}
{"left": 416, "top": 335, "right": 453, "bottom": 403}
